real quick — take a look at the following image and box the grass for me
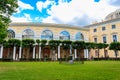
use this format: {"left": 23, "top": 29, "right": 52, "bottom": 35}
{"left": 0, "top": 61, "right": 120, "bottom": 80}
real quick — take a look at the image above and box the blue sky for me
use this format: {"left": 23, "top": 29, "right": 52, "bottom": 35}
{"left": 11, "top": 0, "right": 120, "bottom": 26}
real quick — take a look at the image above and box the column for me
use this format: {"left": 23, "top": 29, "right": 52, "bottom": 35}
{"left": 84, "top": 49, "right": 88, "bottom": 59}
{"left": 13, "top": 46, "right": 16, "bottom": 60}
{"left": 58, "top": 46, "right": 60, "bottom": 59}
{"left": 33, "top": 46, "right": 35, "bottom": 59}
{"left": 0, "top": 45, "right": 3, "bottom": 59}
{"left": 19, "top": 46, "right": 22, "bottom": 59}
{"left": 38, "top": 46, "right": 41, "bottom": 59}
{"left": 74, "top": 49, "right": 77, "bottom": 59}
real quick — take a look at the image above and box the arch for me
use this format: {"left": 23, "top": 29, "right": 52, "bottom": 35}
{"left": 7, "top": 29, "right": 15, "bottom": 39}
{"left": 22, "top": 29, "right": 34, "bottom": 39}
{"left": 59, "top": 30, "right": 70, "bottom": 40}
{"left": 41, "top": 30, "right": 53, "bottom": 40}
{"left": 75, "top": 32, "right": 84, "bottom": 41}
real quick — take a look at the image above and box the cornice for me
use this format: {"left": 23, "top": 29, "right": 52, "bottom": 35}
{"left": 84, "top": 18, "right": 120, "bottom": 28}
{"left": 9, "top": 22, "right": 89, "bottom": 31}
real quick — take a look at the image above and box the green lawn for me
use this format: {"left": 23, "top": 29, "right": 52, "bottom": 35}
{"left": 0, "top": 61, "right": 120, "bottom": 80}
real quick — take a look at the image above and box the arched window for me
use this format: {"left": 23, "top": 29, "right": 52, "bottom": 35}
{"left": 41, "top": 30, "right": 53, "bottom": 40}
{"left": 7, "top": 30, "right": 15, "bottom": 39}
{"left": 59, "top": 31, "right": 70, "bottom": 40}
{"left": 75, "top": 32, "right": 84, "bottom": 41}
{"left": 22, "top": 29, "right": 34, "bottom": 39}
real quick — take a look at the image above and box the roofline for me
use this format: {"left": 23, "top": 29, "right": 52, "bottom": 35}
{"left": 84, "top": 18, "right": 120, "bottom": 28}
{"left": 9, "top": 22, "right": 89, "bottom": 31}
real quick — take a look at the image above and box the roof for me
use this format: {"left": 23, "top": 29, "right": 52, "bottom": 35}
{"left": 9, "top": 22, "right": 89, "bottom": 31}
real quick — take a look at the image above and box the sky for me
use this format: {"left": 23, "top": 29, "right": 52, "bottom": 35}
{"left": 11, "top": 0, "right": 120, "bottom": 26}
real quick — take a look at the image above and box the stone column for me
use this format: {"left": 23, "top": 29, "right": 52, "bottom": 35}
{"left": 0, "top": 45, "right": 3, "bottom": 59}
{"left": 84, "top": 49, "right": 88, "bottom": 59}
{"left": 19, "top": 46, "right": 22, "bottom": 59}
{"left": 13, "top": 46, "right": 16, "bottom": 60}
{"left": 33, "top": 46, "right": 35, "bottom": 59}
{"left": 74, "top": 49, "right": 77, "bottom": 59}
{"left": 38, "top": 46, "right": 41, "bottom": 59}
{"left": 58, "top": 46, "right": 60, "bottom": 59}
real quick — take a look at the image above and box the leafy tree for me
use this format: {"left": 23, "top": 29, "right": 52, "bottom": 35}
{"left": 22, "top": 39, "right": 35, "bottom": 59}
{"left": 61, "top": 40, "right": 72, "bottom": 62}
{"left": 85, "top": 42, "right": 96, "bottom": 60}
{"left": 49, "top": 40, "right": 61, "bottom": 61}
{"left": 102, "top": 43, "right": 109, "bottom": 59}
{"left": 72, "top": 41, "right": 85, "bottom": 64}
{"left": 0, "top": 0, "right": 18, "bottom": 43}
{"left": 95, "top": 43, "right": 104, "bottom": 59}
{"left": 109, "top": 42, "right": 120, "bottom": 59}
{"left": 41, "top": 40, "right": 47, "bottom": 49}
{"left": 36, "top": 39, "right": 41, "bottom": 59}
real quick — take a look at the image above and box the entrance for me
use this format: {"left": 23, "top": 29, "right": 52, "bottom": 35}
{"left": 43, "top": 48, "right": 50, "bottom": 58}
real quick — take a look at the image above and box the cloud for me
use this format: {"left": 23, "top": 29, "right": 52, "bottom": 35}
{"left": 17, "top": 0, "right": 34, "bottom": 13}
{"left": 106, "top": 0, "right": 120, "bottom": 6}
{"left": 11, "top": 13, "right": 32, "bottom": 22}
{"left": 42, "top": 0, "right": 119, "bottom": 26}
{"left": 36, "top": 0, "right": 55, "bottom": 12}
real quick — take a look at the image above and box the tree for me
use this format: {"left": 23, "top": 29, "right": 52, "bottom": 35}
{"left": 72, "top": 41, "right": 85, "bottom": 64}
{"left": 22, "top": 39, "right": 35, "bottom": 59}
{"left": 36, "top": 39, "right": 41, "bottom": 59}
{"left": 49, "top": 40, "right": 61, "bottom": 61}
{"left": 109, "top": 42, "right": 120, "bottom": 59}
{"left": 61, "top": 40, "right": 72, "bottom": 62}
{"left": 85, "top": 42, "right": 96, "bottom": 60}
{"left": 102, "top": 43, "right": 109, "bottom": 59}
{"left": 7, "top": 39, "right": 21, "bottom": 60}
{"left": 95, "top": 43, "right": 104, "bottom": 59}
{"left": 40, "top": 40, "right": 47, "bottom": 60}
{"left": 0, "top": 0, "right": 18, "bottom": 43}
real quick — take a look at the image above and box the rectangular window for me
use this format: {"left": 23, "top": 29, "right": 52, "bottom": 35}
{"left": 103, "top": 36, "right": 107, "bottom": 43}
{"left": 113, "top": 34, "right": 117, "bottom": 42}
{"left": 112, "top": 24, "right": 116, "bottom": 29}
{"left": 93, "top": 28, "right": 97, "bottom": 32}
{"left": 94, "top": 37, "right": 97, "bottom": 43}
{"left": 102, "top": 26, "right": 106, "bottom": 31}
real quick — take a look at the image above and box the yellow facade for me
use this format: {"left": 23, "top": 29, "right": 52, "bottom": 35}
{"left": 1, "top": 9, "right": 120, "bottom": 60}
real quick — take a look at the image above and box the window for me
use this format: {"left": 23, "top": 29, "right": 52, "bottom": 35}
{"left": 59, "top": 31, "right": 70, "bottom": 40}
{"left": 7, "top": 30, "right": 15, "bottom": 39}
{"left": 22, "top": 29, "right": 34, "bottom": 39}
{"left": 41, "top": 30, "right": 53, "bottom": 40}
{"left": 102, "top": 27, "right": 106, "bottom": 31}
{"left": 75, "top": 32, "right": 84, "bottom": 41}
{"left": 103, "top": 36, "right": 107, "bottom": 43}
{"left": 112, "top": 34, "right": 117, "bottom": 42}
{"left": 93, "top": 28, "right": 97, "bottom": 32}
{"left": 112, "top": 24, "right": 116, "bottom": 29}
{"left": 94, "top": 37, "right": 97, "bottom": 43}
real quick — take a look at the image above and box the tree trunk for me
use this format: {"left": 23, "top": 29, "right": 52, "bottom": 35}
{"left": 98, "top": 49, "right": 99, "bottom": 60}
{"left": 104, "top": 48, "right": 106, "bottom": 60}
{"left": 115, "top": 50, "right": 118, "bottom": 60}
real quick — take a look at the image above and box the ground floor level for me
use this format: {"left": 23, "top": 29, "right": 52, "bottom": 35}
{"left": 0, "top": 45, "right": 120, "bottom": 61}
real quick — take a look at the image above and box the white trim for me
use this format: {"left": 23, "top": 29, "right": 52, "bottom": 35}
{"left": 22, "top": 28, "right": 35, "bottom": 39}
{"left": 59, "top": 30, "right": 71, "bottom": 40}
{"left": 40, "top": 28, "right": 54, "bottom": 40}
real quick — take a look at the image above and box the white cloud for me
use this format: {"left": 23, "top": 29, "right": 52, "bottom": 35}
{"left": 42, "top": 0, "right": 119, "bottom": 26}
{"left": 16, "top": 0, "right": 34, "bottom": 13}
{"left": 11, "top": 13, "right": 32, "bottom": 22}
{"left": 106, "top": 0, "right": 120, "bottom": 6}
{"left": 36, "top": 0, "right": 55, "bottom": 12}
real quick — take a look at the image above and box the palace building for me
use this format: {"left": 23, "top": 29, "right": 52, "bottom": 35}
{"left": 0, "top": 9, "right": 120, "bottom": 61}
